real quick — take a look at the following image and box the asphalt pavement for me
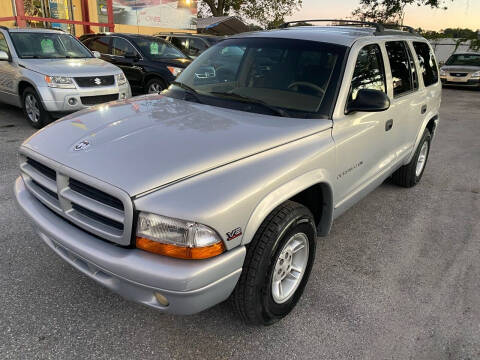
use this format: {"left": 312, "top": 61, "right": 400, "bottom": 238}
{"left": 0, "top": 88, "right": 479, "bottom": 359}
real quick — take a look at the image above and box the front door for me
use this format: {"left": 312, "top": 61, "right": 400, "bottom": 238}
{"left": 110, "top": 37, "right": 144, "bottom": 90}
{"left": 0, "top": 32, "right": 17, "bottom": 106}
{"left": 332, "top": 42, "right": 395, "bottom": 213}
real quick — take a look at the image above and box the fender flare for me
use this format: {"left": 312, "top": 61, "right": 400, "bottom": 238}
{"left": 241, "top": 169, "right": 334, "bottom": 245}
{"left": 17, "top": 78, "right": 44, "bottom": 106}
{"left": 406, "top": 113, "right": 439, "bottom": 164}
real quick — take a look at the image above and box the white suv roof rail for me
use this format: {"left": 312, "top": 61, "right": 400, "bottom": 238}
{"left": 278, "top": 19, "right": 420, "bottom": 36}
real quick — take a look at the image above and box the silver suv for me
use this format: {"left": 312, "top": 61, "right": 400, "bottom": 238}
{"left": 15, "top": 21, "right": 441, "bottom": 325}
{"left": 0, "top": 27, "right": 131, "bottom": 128}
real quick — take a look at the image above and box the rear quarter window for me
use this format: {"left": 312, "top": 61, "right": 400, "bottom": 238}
{"left": 412, "top": 42, "right": 439, "bottom": 87}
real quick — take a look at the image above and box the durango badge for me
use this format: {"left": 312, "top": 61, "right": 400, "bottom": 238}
{"left": 226, "top": 227, "right": 242, "bottom": 241}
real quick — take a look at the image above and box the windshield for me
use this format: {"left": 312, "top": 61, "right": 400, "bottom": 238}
{"left": 10, "top": 32, "right": 92, "bottom": 59}
{"left": 169, "top": 38, "right": 346, "bottom": 118}
{"left": 133, "top": 37, "right": 188, "bottom": 59}
{"left": 445, "top": 54, "right": 480, "bottom": 67}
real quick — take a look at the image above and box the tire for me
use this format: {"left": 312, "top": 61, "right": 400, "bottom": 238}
{"left": 231, "top": 201, "right": 317, "bottom": 325}
{"left": 22, "top": 87, "right": 51, "bottom": 129}
{"left": 392, "top": 128, "right": 431, "bottom": 187}
{"left": 144, "top": 77, "right": 166, "bottom": 94}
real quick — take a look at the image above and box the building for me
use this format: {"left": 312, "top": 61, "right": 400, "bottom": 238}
{"left": 0, "top": 0, "right": 197, "bottom": 37}
{"left": 429, "top": 38, "right": 479, "bottom": 64}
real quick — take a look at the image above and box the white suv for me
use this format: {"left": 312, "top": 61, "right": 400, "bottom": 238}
{"left": 15, "top": 21, "right": 441, "bottom": 325}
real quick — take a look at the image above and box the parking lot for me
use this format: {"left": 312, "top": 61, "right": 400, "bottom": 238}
{"left": 0, "top": 88, "right": 479, "bottom": 359}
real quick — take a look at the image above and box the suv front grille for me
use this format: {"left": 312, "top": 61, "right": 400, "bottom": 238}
{"left": 20, "top": 155, "right": 132, "bottom": 245}
{"left": 75, "top": 75, "right": 115, "bottom": 87}
{"left": 449, "top": 72, "right": 468, "bottom": 77}
{"left": 80, "top": 94, "right": 118, "bottom": 106}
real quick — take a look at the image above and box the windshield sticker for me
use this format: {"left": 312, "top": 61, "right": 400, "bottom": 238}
{"left": 41, "top": 39, "right": 55, "bottom": 54}
{"left": 150, "top": 42, "right": 159, "bottom": 55}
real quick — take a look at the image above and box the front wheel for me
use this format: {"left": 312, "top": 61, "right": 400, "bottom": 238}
{"left": 145, "top": 78, "right": 165, "bottom": 94}
{"left": 392, "top": 128, "right": 431, "bottom": 187}
{"left": 22, "top": 87, "right": 50, "bottom": 128}
{"left": 231, "top": 201, "right": 316, "bottom": 325}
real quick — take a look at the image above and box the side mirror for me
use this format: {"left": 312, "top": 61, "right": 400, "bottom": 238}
{"left": 346, "top": 89, "right": 390, "bottom": 114}
{"left": 92, "top": 51, "right": 101, "bottom": 58}
{"left": 0, "top": 50, "right": 10, "bottom": 61}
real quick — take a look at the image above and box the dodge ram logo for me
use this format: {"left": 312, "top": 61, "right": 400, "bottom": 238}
{"left": 73, "top": 140, "right": 90, "bottom": 151}
{"left": 94, "top": 77, "right": 102, "bottom": 85}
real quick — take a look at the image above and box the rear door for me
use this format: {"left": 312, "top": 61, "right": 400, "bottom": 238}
{"left": 383, "top": 40, "right": 423, "bottom": 164}
{"left": 411, "top": 41, "right": 442, "bottom": 140}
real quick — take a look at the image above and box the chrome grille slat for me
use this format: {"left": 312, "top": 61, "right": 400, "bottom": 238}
{"left": 20, "top": 154, "right": 132, "bottom": 246}
{"left": 61, "top": 188, "right": 125, "bottom": 223}
{"left": 66, "top": 208, "right": 123, "bottom": 237}
{"left": 23, "top": 177, "right": 62, "bottom": 213}
{"left": 21, "top": 163, "right": 58, "bottom": 194}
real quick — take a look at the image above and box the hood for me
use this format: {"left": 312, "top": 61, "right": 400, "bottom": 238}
{"left": 152, "top": 57, "right": 192, "bottom": 68}
{"left": 19, "top": 57, "right": 121, "bottom": 77}
{"left": 22, "top": 96, "right": 331, "bottom": 196}
{"left": 441, "top": 65, "right": 480, "bottom": 73}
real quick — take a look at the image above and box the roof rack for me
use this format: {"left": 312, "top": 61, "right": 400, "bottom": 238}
{"left": 279, "top": 19, "right": 385, "bottom": 32}
{"left": 279, "top": 19, "right": 419, "bottom": 36}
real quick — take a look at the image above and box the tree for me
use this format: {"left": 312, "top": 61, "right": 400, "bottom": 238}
{"left": 198, "top": 0, "right": 302, "bottom": 28}
{"left": 353, "top": 0, "right": 451, "bottom": 24}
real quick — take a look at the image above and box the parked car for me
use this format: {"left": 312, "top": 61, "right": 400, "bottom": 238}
{"left": 157, "top": 33, "right": 224, "bottom": 58}
{"left": 0, "top": 27, "right": 131, "bottom": 128}
{"left": 80, "top": 33, "right": 192, "bottom": 94}
{"left": 15, "top": 21, "right": 441, "bottom": 325}
{"left": 439, "top": 52, "right": 480, "bottom": 88}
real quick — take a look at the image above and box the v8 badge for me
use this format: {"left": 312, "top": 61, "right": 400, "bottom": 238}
{"left": 226, "top": 227, "right": 242, "bottom": 241}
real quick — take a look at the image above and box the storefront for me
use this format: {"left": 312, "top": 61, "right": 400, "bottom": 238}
{"left": 0, "top": 0, "right": 197, "bottom": 37}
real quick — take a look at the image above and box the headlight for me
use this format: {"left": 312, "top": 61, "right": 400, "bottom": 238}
{"left": 115, "top": 73, "right": 127, "bottom": 85}
{"left": 45, "top": 75, "right": 76, "bottom": 89}
{"left": 471, "top": 71, "right": 480, "bottom": 78}
{"left": 439, "top": 69, "right": 447, "bottom": 77}
{"left": 136, "top": 212, "right": 225, "bottom": 259}
{"left": 167, "top": 66, "right": 183, "bottom": 77}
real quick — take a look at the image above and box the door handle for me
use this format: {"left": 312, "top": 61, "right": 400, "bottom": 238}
{"left": 421, "top": 104, "right": 427, "bottom": 114}
{"left": 385, "top": 119, "right": 393, "bottom": 132}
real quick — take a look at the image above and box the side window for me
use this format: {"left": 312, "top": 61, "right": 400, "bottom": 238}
{"left": 188, "top": 38, "right": 207, "bottom": 57}
{"left": 170, "top": 37, "right": 187, "bottom": 53}
{"left": 112, "top": 37, "right": 137, "bottom": 57}
{"left": 349, "top": 44, "right": 386, "bottom": 101}
{"left": 0, "top": 33, "right": 10, "bottom": 55}
{"left": 88, "top": 36, "right": 110, "bottom": 54}
{"left": 405, "top": 44, "right": 419, "bottom": 90}
{"left": 385, "top": 41, "right": 415, "bottom": 97}
{"left": 412, "top": 42, "right": 439, "bottom": 87}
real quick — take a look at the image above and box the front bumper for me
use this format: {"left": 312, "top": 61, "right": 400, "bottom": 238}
{"left": 441, "top": 77, "right": 480, "bottom": 87}
{"left": 14, "top": 177, "right": 245, "bottom": 314}
{"left": 37, "top": 83, "right": 132, "bottom": 113}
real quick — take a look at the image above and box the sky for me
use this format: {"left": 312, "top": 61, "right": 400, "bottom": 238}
{"left": 286, "top": 0, "right": 480, "bottom": 31}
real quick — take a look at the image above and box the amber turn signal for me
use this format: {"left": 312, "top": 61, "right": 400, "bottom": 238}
{"left": 136, "top": 237, "right": 225, "bottom": 259}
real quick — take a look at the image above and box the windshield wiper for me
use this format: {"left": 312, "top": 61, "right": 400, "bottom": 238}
{"left": 209, "top": 91, "right": 289, "bottom": 117}
{"left": 171, "top": 81, "right": 203, "bottom": 104}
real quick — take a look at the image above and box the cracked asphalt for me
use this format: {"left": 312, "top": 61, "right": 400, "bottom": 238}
{"left": 1, "top": 88, "right": 479, "bottom": 359}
